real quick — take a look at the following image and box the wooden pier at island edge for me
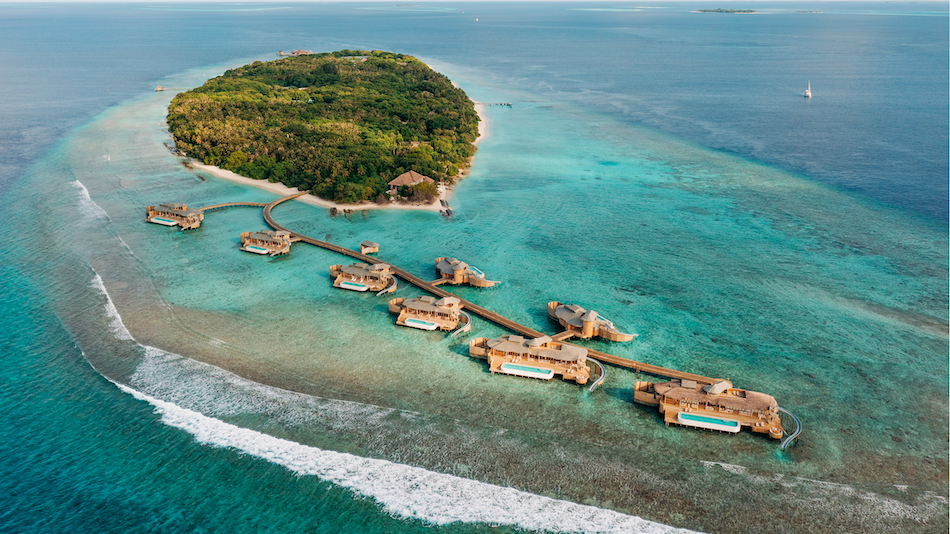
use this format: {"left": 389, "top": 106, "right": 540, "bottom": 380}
{"left": 145, "top": 191, "right": 802, "bottom": 445}
{"left": 260, "top": 192, "right": 720, "bottom": 384}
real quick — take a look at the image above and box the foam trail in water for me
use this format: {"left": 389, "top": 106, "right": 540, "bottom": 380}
{"left": 115, "top": 380, "right": 694, "bottom": 533}
{"left": 71, "top": 180, "right": 140, "bottom": 258}
{"left": 114, "top": 235, "right": 138, "bottom": 259}
{"left": 699, "top": 461, "right": 948, "bottom": 522}
{"left": 90, "top": 273, "right": 134, "bottom": 341}
{"left": 90, "top": 274, "right": 691, "bottom": 533}
{"left": 70, "top": 180, "right": 111, "bottom": 222}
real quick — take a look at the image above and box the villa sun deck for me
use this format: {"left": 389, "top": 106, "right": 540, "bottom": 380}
{"left": 547, "top": 301, "right": 638, "bottom": 342}
{"left": 240, "top": 230, "right": 293, "bottom": 256}
{"left": 469, "top": 335, "right": 591, "bottom": 385}
{"left": 389, "top": 295, "right": 471, "bottom": 335}
{"left": 330, "top": 262, "right": 397, "bottom": 295}
{"left": 146, "top": 203, "right": 204, "bottom": 230}
{"left": 433, "top": 257, "right": 499, "bottom": 288}
{"left": 634, "top": 379, "right": 784, "bottom": 439}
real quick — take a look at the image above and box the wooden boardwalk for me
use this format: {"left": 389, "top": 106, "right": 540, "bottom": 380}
{"left": 198, "top": 201, "right": 268, "bottom": 212}
{"left": 262, "top": 193, "right": 720, "bottom": 384}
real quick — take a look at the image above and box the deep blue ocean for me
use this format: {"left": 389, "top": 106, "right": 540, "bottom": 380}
{"left": 1, "top": 3, "right": 947, "bottom": 533}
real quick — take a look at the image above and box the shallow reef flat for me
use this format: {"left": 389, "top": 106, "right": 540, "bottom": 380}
{"left": 38, "top": 61, "right": 947, "bottom": 532}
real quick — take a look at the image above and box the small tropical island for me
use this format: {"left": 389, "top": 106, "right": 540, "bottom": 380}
{"left": 697, "top": 9, "right": 756, "bottom": 13}
{"left": 167, "top": 50, "right": 479, "bottom": 205}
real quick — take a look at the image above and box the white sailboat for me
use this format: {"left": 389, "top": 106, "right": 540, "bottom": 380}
{"left": 804, "top": 80, "right": 812, "bottom": 98}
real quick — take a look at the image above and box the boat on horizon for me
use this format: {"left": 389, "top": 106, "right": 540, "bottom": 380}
{"left": 804, "top": 80, "right": 812, "bottom": 98}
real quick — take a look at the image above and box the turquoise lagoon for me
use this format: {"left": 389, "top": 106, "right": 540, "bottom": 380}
{"left": 10, "top": 58, "right": 943, "bottom": 533}
{"left": 2, "top": 3, "right": 947, "bottom": 533}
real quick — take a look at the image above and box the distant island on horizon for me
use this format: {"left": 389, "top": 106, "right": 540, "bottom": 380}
{"left": 167, "top": 50, "right": 478, "bottom": 205}
{"left": 697, "top": 8, "right": 756, "bottom": 14}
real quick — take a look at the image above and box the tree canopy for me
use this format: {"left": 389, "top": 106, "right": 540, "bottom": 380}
{"left": 167, "top": 50, "right": 479, "bottom": 204}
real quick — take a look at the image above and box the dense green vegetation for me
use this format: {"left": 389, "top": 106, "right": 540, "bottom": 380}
{"left": 167, "top": 50, "right": 478, "bottom": 203}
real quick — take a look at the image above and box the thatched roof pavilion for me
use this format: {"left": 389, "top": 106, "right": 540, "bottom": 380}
{"left": 388, "top": 170, "right": 434, "bottom": 188}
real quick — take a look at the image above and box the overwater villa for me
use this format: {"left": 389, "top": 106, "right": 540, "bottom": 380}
{"left": 146, "top": 203, "right": 203, "bottom": 230}
{"left": 548, "top": 302, "right": 638, "bottom": 342}
{"left": 469, "top": 335, "right": 590, "bottom": 384}
{"left": 330, "top": 262, "right": 396, "bottom": 294}
{"left": 388, "top": 295, "right": 471, "bottom": 334}
{"left": 433, "top": 257, "right": 499, "bottom": 288}
{"left": 240, "top": 230, "right": 293, "bottom": 256}
{"left": 633, "top": 379, "right": 784, "bottom": 439}
{"left": 360, "top": 240, "right": 380, "bottom": 255}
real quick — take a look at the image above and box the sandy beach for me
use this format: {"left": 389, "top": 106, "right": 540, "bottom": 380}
{"left": 191, "top": 102, "right": 488, "bottom": 212}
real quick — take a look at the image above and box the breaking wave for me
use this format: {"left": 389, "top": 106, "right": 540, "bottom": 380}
{"left": 70, "top": 179, "right": 111, "bottom": 222}
{"left": 90, "top": 272, "right": 692, "bottom": 533}
{"left": 116, "top": 380, "right": 693, "bottom": 533}
{"left": 90, "top": 273, "right": 133, "bottom": 341}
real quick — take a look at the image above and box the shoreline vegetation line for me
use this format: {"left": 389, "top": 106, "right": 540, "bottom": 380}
{"left": 190, "top": 102, "right": 488, "bottom": 213}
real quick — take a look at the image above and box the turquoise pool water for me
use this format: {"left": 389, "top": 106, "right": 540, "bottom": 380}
{"left": 680, "top": 413, "right": 741, "bottom": 428}
{"left": 340, "top": 281, "right": 370, "bottom": 291}
{"left": 405, "top": 318, "right": 438, "bottom": 328}
{"left": 500, "top": 363, "right": 556, "bottom": 378}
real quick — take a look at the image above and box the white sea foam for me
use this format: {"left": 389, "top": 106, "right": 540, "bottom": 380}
{"left": 70, "top": 179, "right": 111, "bottom": 222}
{"left": 129, "top": 346, "right": 406, "bottom": 424}
{"left": 117, "top": 237, "right": 137, "bottom": 259}
{"left": 99, "top": 271, "right": 944, "bottom": 531}
{"left": 89, "top": 273, "right": 689, "bottom": 533}
{"left": 116, "top": 379, "right": 694, "bottom": 533}
{"left": 90, "top": 273, "right": 134, "bottom": 341}
{"left": 700, "top": 461, "right": 948, "bottom": 523}
{"left": 71, "top": 180, "right": 138, "bottom": 260}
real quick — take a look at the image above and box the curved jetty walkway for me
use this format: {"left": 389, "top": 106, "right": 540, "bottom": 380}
{"left": 199, "top": 201, "right": 268, "bottom": 212}
{"left": 263, "top": 193, "right": 719, "bottom": 384}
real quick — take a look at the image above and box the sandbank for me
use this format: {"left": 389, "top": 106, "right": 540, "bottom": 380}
{"left": 190, "top": 102, "right": 488, "bottom": 212}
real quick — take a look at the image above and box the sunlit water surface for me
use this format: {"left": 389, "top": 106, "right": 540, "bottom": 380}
{"left": 1, "top": 3, "right": 946, "bottom": 533}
